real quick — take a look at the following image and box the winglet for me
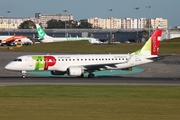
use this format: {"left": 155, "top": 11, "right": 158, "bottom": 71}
{"left": 133, "top": 29, "right": 162, "bottom": 55}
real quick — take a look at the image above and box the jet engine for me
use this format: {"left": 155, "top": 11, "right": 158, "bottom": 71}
{"left": 67, "top": 67, "right": 83, "bottom": 76}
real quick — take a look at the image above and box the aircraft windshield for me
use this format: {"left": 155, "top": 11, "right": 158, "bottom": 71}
{"left": 13, "top": 58, "right": 22, "bottom": 62}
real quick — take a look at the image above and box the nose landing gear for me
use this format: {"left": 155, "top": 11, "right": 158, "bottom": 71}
{"left": 21, "top": 71, "right": 26, "bottom": 78}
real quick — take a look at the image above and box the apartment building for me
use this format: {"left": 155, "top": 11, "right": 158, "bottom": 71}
{"left": 87, "top": 17, "right": 168, "bottom": 29}
{"left": 153, "top": 18, "right": 168, "bottom": 29}
{"left": 88, "top": 17, "right": 121, "bottom": 29}
{"left": 0, "top": 13, "right": 168, "bottom": 30}
{"left": 35, "top": 13, "right": 73, "bottom": 28}
{"left": 0, "top": 17, "right": 39, "bottom": 29}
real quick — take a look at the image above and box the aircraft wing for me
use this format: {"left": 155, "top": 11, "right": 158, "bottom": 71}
{"left": 82, "top": 61, "right": 128, "bottom": 71}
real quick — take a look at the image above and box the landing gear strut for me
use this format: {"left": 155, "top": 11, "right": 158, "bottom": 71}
{"left": 21, "top": 71, "right": 26, "bottom": 78}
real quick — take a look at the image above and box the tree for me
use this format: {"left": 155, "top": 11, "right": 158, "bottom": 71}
{"left": 143, "top": 19, "right": 153, "bottom": 41}
{"left": 77, "top": 21, "right": 93, "bottom": 28}
{"left": 66, "top": 20, "right": 79, "bottom": 28}
{"left": 144, "top": 19, "right": 152, "bottom": 28}
{"left": 46, "top": 19, "right": 93, "bottom": 29}
{"left": 47, "top": 19, "right": 59, "bottom": 28}
{"left": 18, "top": 20, "right": 35, "bottom": 29}
{"left": 141, "top": 30, "right": 149, "bottom": 41}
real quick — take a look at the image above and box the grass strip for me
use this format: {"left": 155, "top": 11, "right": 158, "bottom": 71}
{"left": 0, "top": 85, "right": 180, "bottom": 120}
{"left": 0, "top": 39, "right": 180, "bottom": 54}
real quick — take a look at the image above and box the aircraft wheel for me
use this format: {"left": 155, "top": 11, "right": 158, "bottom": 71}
{"left": 22, "top": 75, "right": 26, "bottom": 78}
{"left": 88, "top": 73, "right": 95, "bottom": 78}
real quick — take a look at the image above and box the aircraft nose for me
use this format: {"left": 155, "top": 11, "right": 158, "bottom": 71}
{"left": 5, "top": 64, "right": 12, "bottom": 70}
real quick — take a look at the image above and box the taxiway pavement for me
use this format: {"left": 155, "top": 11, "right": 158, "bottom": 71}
{"left": 0, "top": 52, "right": 180, "bottom": 86}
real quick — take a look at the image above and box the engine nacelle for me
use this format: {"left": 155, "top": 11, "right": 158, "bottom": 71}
{"left": 51, "top": 71, "right": 66, "bottom": 75}
{"left": 67, "top": 67, "right": 83, "bottom": 76}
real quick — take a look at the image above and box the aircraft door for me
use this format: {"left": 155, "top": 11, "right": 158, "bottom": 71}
{"left": 130, "top": 55, "right": 134, "bottom": 65}
{"left": 28, "top": 56, "right": 33, "bottom": 66}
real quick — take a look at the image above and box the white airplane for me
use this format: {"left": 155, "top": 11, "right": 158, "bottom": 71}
{"left": 0, "top": 35, "right": 33, "bottom": 46}
{"left": 36, "top": 24, "right": 102, "bottom": 44}
{"left": 5, "top": 29, "right": 163, "bottom": 78}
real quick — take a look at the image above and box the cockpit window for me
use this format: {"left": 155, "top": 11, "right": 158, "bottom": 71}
{"left": 13, "top": 58, "right": 22, "bottom": 62}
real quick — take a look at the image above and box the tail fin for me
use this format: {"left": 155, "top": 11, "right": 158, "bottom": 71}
{"left": 35, "top": 24, "right": 52, "bottom": 39}
{"left": 133, "top": 29, "right": 162, "bottom": 55}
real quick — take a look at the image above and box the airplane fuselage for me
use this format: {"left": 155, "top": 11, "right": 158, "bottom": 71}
{"left": 0, "top": 36, "right": 33, "bottom": 45}
{"left": 5, "top": 54, "right": 155, "bottom": 73}
{"left": 41, "top": 37, "right": 101, "bottom": 44}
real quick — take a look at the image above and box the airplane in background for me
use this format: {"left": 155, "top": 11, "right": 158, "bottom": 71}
{"left": 0, "top": 35, "right": 33, "bottom": 46}
{"left": 5, "top": 29, "right": 163, "bottom": 78}
{"left": 35, "top": 24, "right": 102, "bottom": 44}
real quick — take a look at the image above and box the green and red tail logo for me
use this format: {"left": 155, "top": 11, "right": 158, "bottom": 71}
{"left": 133, "top": 29, "right": 162, "bottom": 55}
{"left": 151, "top": 30, "right": 162, "bottom": 55}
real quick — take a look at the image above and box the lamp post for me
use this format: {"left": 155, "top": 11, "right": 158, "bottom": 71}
{"left": 7, "top": 11, "right": 11, "bottom": 36}
{"left": 146, "top": 6, "right": 151, "bottom": 38}
{"left": 63, "top": 10, "right": 67, "bottom": 37}
{"left": 134, "top": 7, "right": 139, "bottom": 42}
{"left": 108, "top": 9, "right": 113, "bottom": 42}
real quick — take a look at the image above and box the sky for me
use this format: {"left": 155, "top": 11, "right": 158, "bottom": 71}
{"left": 0, "top": 0, "right": 179, "bottom": 27}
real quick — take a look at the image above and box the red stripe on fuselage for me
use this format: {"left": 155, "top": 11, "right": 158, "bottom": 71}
{"left": 44, "top": 56, "right": 56, "bottom": 70}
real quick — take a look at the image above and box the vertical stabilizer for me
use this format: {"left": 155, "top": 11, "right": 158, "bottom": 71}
{"left": 35, "top": 24, "right": 52, "bottom": 39}
{"left": 133, "top": 29, "right": 162, "bottom": 55}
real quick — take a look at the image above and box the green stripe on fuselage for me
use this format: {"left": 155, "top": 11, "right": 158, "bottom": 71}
{"left": 32, "top": 56, "right": 45, "bottom": 70}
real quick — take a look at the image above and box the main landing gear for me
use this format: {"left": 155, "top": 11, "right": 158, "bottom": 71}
{"left": 77, "top": 73, "right": 95, "bottom": 78}
{"left": 88, "top": 73, "right": 95, "bottom": 78}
